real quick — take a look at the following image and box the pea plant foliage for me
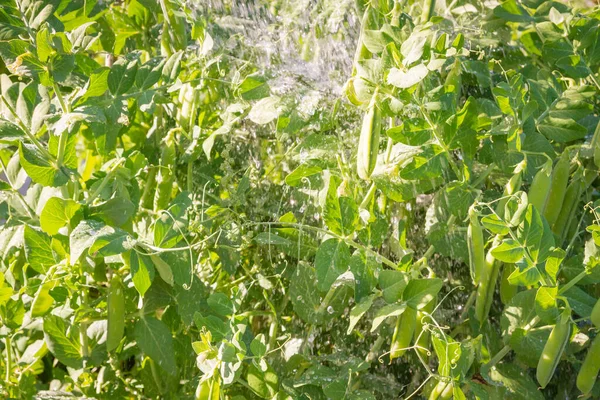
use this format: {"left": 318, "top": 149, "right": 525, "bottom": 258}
{"left": 2, "top": 0, "right": 600, "bottom": 399}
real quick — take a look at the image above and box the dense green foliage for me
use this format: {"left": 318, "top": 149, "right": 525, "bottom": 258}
{"left": 2, "top": 0, "right": 600, "bottom": 399}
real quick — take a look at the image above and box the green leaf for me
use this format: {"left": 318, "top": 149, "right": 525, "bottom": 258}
{"left": 537, "top": 116, "right": 587, "bottom": 143}
{"left": 347, "top": 294, "right": 375, "bottom": 334}
{"left": 481, "top": 214, "right": 510, "bottom": 235}
{"left": 0, "top": 119, "right": 25, "bottom": 143}
{"left": 24, "top": 226, "right": 56, "bottom": 273}
{"left": 126, "top": 251, "right": 155, "bottom": 297}
{"left": 508, "top": 258, "right": 542, "bottom": 287}
{"left": 88, "top": 227, "right": 136, "bottom": 257}
{"left": 371, "top": 302, "right": 406, "bottom": 332}
{"left": 31, "top": 281, "right": 54, "bottom": 317}
{"left": 19, "top": 143, "right": 69, "bottom": 187}
{"left": 387, "top": 64, "right": 428, "bottom": 88}
{"left": 40, "top": 197, "right": 82, "bottom": 235}
{"left": 285, "top": 163, "right": 322, "bottom": 187}
{"left": 323, "top": 175, "right": 358, "bottom": 236}
{"left": 509, "top": 327, "right": 550, "bottom": 368}
{"left": 400, "top": 145, "right": 446, "bottom": 180}
{"left": 535, "top": 286, "right": 558, "bottom": 324}
{"left": 207, "top": 293, "right": 233, "bottom": 316}
{"left": 69, "top": 219, "right": 106, "bottom": 263}
{"left": 290, "top": 263, "right": 322, "bottom": 324}
{"left": 134, "top": 317, "right": 177, "bottom": 375}
{"left": 314, "top": 239, "right": 351, "bottom": 292}
{"left": 89, "top": 196, "right": 135, "bottom": 227}
{"left": 246, "top": 363, "right": 278, "bottom": 399}
{"left": 491, "top": 239, "right": 524, "bottom": 263}
{"left": 379, "top": 270, "right": 409, "bottom": 303}
{"left": 108, "top": 58, "right": 138, "bottom": 96}
{"left": 402, "top": 278, "right": 442, "bottom": 309}
{"left": 519, "top": 204, "right": 554, "bottom": 264}
{"left": 43, "top": 315, "right": 82, "bottom": 369}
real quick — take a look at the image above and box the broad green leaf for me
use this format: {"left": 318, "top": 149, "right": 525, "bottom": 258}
{"left": 347, "top": 295, "right": 375, "bottom": 334}
{"left": 379, "top": 270, "right": 409, "bottom": 303}
{"left": 371, "top": 302, "right": 406, "bottom": 332}
{"left": 403, "top": 278, "right": 442, "bottom": 309}
{"left": 31, "top": 281, "right": 54, "bottom": 317}
{"left": 535, "top": 286, "right": 559, "bottom": 325}
{"left": 481, "top": 214, "right": 510, "bottom": 235}
{"left": 134, "top": 317, "right": 177, "bottom": 375}
{"left": 314, "top": 239, "right": 351, "bottom": 292}
{"left": 349, "top": 252, "right": 378, "bottom": 302}
{"left": 69, "top": 219, "right": 106, "bottom": 263}
{"left": 500, "top": 289, "right": 536, "bottom": 336}
{"left": 488, "top": 364, "right": 545, "bottom": 400}
{"left": 285, "top": 163, "right": 322, "bottom": 187}
{"left": 387, "top": 64, "right": 428, "bottom": 88}
{"left": 0, "top": 119, "right": 25, "bottom": 143}
{"left": 89, "top": 196, "right": 135, "bottom": 227}
{"left": 108, "top": 58, "right": 138, "bottom": 96}
{"left": 43, "top": 315, "right": 82, "bottom": 369}
{"left": 19, "top": 143, "right": 69, "bottom": 187}
{"left": 207, "top": 293, "right": 233, "bottom": 316}
{"left": 491, "top": 239, "right": 524, "bottom": 263}
{"left": 544, "top": 248, "right": 565, "bottom": 284}
{"left": 537, "top": 116, "right": 587, "bottom": 143}
{"left": 89, "top": 228, "right": 136, "bottom": 257}
{"left": 248, "top": 96, "right": 280, "bottom": 125}
{"left": 290, "top": 263, "right": 322, "bottom": 324}
{"left": 509, "top": 327, "right": 550, "bottom": 368}
{"left": 508, "top": 258, "right": 542, "bottom": 287}
{"left": 400, "top": 145, "right": 446, "bottom": 180}
{"left": 126, "top": 251, "right": 155, "bottom": 297}
{"left": 250, "top": 334, "right": 267, "bottom": 358}
{"left": 246, "top": 363, "right": 278, "bottom": 399}
{"left": 150, "top": 254, "right": 174, "bottom": 286}
{"left": 324, "top": 175, "right": 358, "bottom": 236}
{"left": 519, "top": 204, "right": 554, "bottom": 264}
{"left": 24, "top": 226, "right": 56, "bottom": 273}
{"left": 40, "top": 197, "right": 81, "bottom": 235}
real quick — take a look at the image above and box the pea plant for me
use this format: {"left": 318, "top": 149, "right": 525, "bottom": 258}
{"left": 1, "top": 0, "right": 600, "bottom": 399}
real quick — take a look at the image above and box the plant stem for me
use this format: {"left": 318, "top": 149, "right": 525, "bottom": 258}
{"left": 5, "top": 336, "right": 12, "bottom": 385}
{"left": 482, "top": 344, "right": 511, "bottom": 373}
{"left": 558, "top": 270, "right": 588, "bottom": 295}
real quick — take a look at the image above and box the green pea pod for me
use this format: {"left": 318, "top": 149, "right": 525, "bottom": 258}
{"left": 536, "top": 308, "right": 571, "bottom": 388}
{"left": 577, "top": 334, "right": 600, "bottom": 394}
{"left": 444, "top": 60, "right": 462, "bottom": 109}
{"left": 543, "top": 151, "right": 570, "bottom": 227}
{"left": 414, "top": 299, "right": 436, "bottom": 361}
{"left": 528, "top": 159, "right": 552, "bottom": 212}
{"left": 552, "top": 174, "right": 583, "bottom": 246}
{"left": 440, "top": 381, "right": 454, "bottom": 399}
{"left": 154, "top": 133, "right": 176, "bottom": 212}
{"left": 390, "top": 306, "right": 417, "bottom": 360}
{"left": 591, "top": 120, "right": 600, "bottom": 169}
{"left": 475, "top": 236, "right": 501, "bottom": 325}
{"left": 177, "top": 82, "right": 197, "bottom": 132}
{"left": 356, "top": 89, "right": 380, "bottom": 181}
{"left": 496, "top": 159, "right": 526, "bottom": 219}
{"left": 429, "top": 380, "right": 449, "bottom": 400}
{"left": 499, "top": 264, "right": 517, "bottom": 304}
{"left": 107, "top": 275, "right": 125, "bottom": 352}
{"left": 467, "top": 207, "right": 485, "bottom": 285}
{"left": 345, "top": 78, "right": 364, "bottom": 106}
{"left": 591, "top": 298, "right": 600, "bottom": 328}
